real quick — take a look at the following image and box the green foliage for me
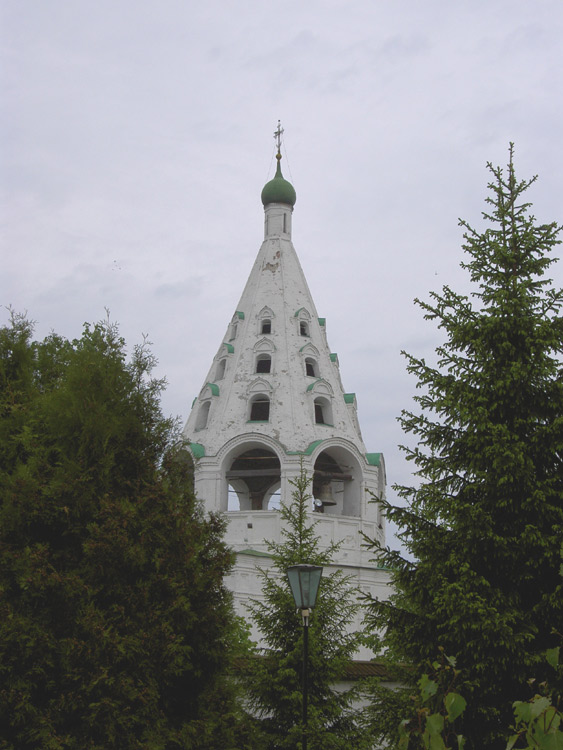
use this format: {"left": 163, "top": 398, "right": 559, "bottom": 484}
{"left": 397, "top": 650, "right": 466, "bottom": 750}
{"left": 0, "top": 313, "right": 242, "bottom": 749}
{"left": 244, "top": 465, "right": 371, "bottom": 749}
{"left": 360, "top": 666, "right": 414, "bottom": 749}
{"left": 396, "top": 647, "right": 563, "bottom": 750}
{"left": 507, "top": 644, "right": 563, "bottom": 750}
{"left": 364, "top": 147, "right": 563, "bottom": 748}
{"left": 507, "top": 698, "right": 563, "bottom": 750}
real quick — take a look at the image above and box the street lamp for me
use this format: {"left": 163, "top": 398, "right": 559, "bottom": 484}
{"left": 287, "top": 564, "right": 323, "bottom": 750}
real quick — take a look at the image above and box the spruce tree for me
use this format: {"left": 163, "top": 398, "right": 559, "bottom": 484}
{"left": 366, "top": 147, "right": 563, "bottom": 749}
{"left": 0, "top": 314, "right": 245, "bottom": 750}
{"left": 244, "top": 466, "right": 371, "bottom": 750}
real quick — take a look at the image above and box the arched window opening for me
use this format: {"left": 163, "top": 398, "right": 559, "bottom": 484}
{"left": 256, "top": 354, "right": 272, "bottom": 374}
{"left": 227, "top": 448, "right": 281, "bottom": 510}
{"left": 314, "top": 397, "right": 333, "bottom": 425}
{"left": 300, "top": 321, "right": 309, "bottom": 337}
{"left": 258, "top": 307, "right": 274, "bottom": 335}
{"left": 312, "top": 447, "right": 361, "bottom": 517}
{"left": 313, "top": 452, "right": 344, "bottom": 514}
{"left": 305, "top": 358, "right": 318, "bottom": 377}
{"left": 267, "top": 487, "right": 281, "bottom": 510}
{"left": 195, "top": 401, "right": 211, "bottom": 430}
{"left": 249, "top": 395, "right": 270, "bottom": 422}
{"left": 216, "top": 359, "right": 226, "bottom": 380}
{"left": 228, "top": 484, "right": 241, "bottom": 510}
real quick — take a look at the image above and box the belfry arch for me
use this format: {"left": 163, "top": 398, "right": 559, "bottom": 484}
{"left": 225, "top": 445, "right": 281, "bottom": 511}
{"left": 312, "top": 446, "right": 363, "bottom": 517}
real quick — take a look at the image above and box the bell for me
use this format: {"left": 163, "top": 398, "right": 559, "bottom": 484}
{"left": 314, "top": 481, "right": 337, "bottom": 506}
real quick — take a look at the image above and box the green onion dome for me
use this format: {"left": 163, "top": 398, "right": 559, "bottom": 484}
{"left": 261, "top": 156, "right": 296, "bottom": 207}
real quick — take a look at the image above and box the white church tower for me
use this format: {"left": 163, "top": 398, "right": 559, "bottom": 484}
{"left": 183, "top": 126, "right": 389, "bottom": 651}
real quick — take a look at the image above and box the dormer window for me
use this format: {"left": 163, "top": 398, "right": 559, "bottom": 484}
{"left": 195, "top": 401, "right": 211, "bottom": 430}
{"left": 249, "top": 395, "right": 270, "bottom": 421}
{"left": 305, "top": 358, "right": 318, "bottom": 377}
{"left": 256, "top": 354, "right": 272, "bottom": 374}
{"left": 295, "top": 307, "right": 312, "bottom": 337}
{"left": 257, "top": 307, "right": 275, "bottom": 335}
{"left": 216, "top": 359, "right": 227, "bottom": 380}
{"left": 314, "top": 397, "right": 333, "bottom": 425}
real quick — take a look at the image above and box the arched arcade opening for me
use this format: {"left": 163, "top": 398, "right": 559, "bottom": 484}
{"left": 312, "top": 446, "right": 363, "bottom": 517}
{"left": 225, "top": 446, "right": 281, "bottom": 511}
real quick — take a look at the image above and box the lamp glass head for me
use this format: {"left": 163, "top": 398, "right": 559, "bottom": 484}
{"left": 287, "top": 564, "right": 323, "bottom": 610}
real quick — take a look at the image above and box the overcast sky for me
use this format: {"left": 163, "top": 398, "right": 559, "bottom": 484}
{"left": 2, "top": 1, "right": 563, "bottom": 550}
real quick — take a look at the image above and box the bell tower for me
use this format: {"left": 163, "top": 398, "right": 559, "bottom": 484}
{"left": 183, "top": 126, "right": 388, "bottom": 642}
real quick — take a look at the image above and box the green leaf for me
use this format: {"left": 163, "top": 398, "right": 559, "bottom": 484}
{"left": 427, "top": 731, "right": 446, "bottom": 750}
{"left": 546, "top": 708, "right": 561, "bottom": 731}
{"left": 445, "top": 692, "right": 466, "bottom": 722}
{"left": 514, "top": 700, "right": 533, "bottom": 724}
{"left": 419, "top": 674, "right": 439, "bottom": 701}
{"left": 426, "top": 712, "right": 445, "bottom": 734}
{"left": 530, "top": 695, "right": 551, "bottom": 719}
{"left": 546, "top": 647, "right": 560, "bottom": 669}
{"left": 536, "top": 728, "right": 563, "bottom": 750}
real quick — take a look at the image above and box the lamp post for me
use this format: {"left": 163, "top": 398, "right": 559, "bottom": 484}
{"left": 287, "top": 564, "right": 323, "bottom": 750}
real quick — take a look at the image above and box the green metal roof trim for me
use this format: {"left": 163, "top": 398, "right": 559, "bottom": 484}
{"left": 236, "top": 548, "right": 272, "bottom": 558}
{"left": 286, "top": 439, "right": 324, "bottom": 456}
{"left": 330, "top": 353, "right": 339, "bottom": 364}
{"left": 366, "top": 452, "right": 381, "bottom": 466}
{"left": 222, "top": 343, "right": 234, "bottom": 354}
{"left": 260, "top": 160, "right": 297, "bottom": 207}
{"left": 191, "top": 397, "right": 197, "bottom": 409}
{"left": 190, "top": 443, "right": 205, "bottom": 458}
{"left": 205, "top": 382, "right": 220, "bottom": 396}
{"left": 235, "top": 311, "right": 245, "bottom": 320}
{"left": 318, "top": 317, "right": 326, "bottom": 326}
{"left": 293, "top": 307, "right": 306, "bottom": 318}
{"left": 344, "top": 393, "right": 356, "bottom": 404}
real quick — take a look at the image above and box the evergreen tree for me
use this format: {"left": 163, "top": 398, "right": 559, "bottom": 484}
{"left": 365, "top": 147, "right": 563, "bottom": 749}
{"left": 0, "top": 313, "right": 244, "bottom": 750}
{"left": 244, "top": 466, "right": 371, "bottom": 750}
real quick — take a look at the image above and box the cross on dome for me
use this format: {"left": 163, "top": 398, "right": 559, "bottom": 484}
{"left": 274, "top": 120, "right": 284, "bottom": 158}
{"left": 261, "top": 121, "right": 296, "bottom": 207}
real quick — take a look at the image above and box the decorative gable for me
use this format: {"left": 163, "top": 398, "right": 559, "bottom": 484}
{"left": 247, "top": 377, "right": 273, "bottom": 395}
{"left": 306, "top": 378, "right": 334, "bottom": 397}
{"left": 299, "top": 342, "right": 320, "bottom": 357}
{"left": 254, "top": 337, "right": 276, "bottom": 353}
{"left": 199, "top": 382, "right": 220, "bottom": 399}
